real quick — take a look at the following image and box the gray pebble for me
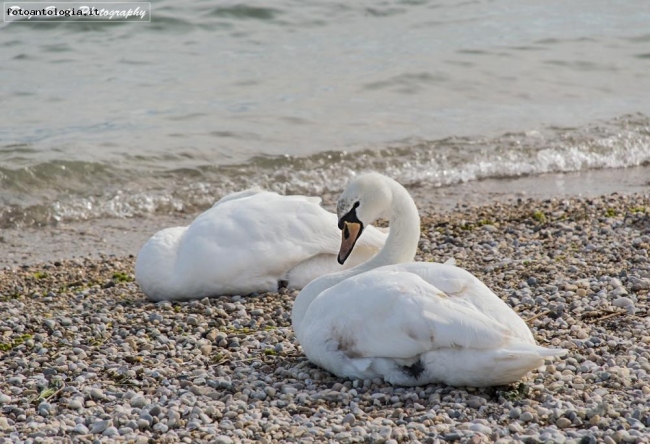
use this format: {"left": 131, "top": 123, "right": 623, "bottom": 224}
{"left": 37, "top": 402, "right": 52, "bottom": 416}
{"left": 90, "top": 387, "right": 105, "bottom": 400}
{"left": 153, "top": 422, "right": 169, "bottom": 433}
{"left": 470, "top": 423, "right": 492, "bottom": 434}
{"left": 90, "top": 419, "right": 111, "bottom": 434}
{"left": 130, "top": 395, "right": 148, "bottom": 408}
{"left": 468, "top": 396, "right": 487, "bottom": 409}
{"left": 613, "top": 297, "right": 634, "bottom": 308}
{"left": 520, "top": 412, "right": 535, "bottom": 422}
{"left": 214, "top": 435, "right": 234, "bottom": 444}
{"left": 342, "top": 413, "right": 356, "bottom": 425}
{"left": 73, "top": 424, "right": 89, "bottom": 434}
{"left": 103, "top": 426, "right": 120, "bottom": 437}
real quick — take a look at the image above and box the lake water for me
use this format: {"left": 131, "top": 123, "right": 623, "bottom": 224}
{"left": 1, "top": 0, "right": 650, "bottom": 228}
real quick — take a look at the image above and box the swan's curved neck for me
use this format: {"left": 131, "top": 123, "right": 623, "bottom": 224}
{"left": 292, "top": 177, "right": 421, "bottom": 337}
{"left": 357, "top": 178, "right": 420, "bottom": 272}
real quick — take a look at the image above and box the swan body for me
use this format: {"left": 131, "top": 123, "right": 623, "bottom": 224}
{"left": 292, "top": 173, "right": 566, "bottom": 387}
{"left": 135, "top": 189, "right": 388, "bottom": 301}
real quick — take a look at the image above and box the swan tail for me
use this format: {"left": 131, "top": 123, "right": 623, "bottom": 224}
{"left": 533, "top": 346, "right": 568, "bottom": 358}
{"left": 371, "top": 344, "right": 567, "bottom": 387}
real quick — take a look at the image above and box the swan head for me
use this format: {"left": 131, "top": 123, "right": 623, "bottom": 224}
{"left": 336, "top": 173, "right": 392, "bottom": 264}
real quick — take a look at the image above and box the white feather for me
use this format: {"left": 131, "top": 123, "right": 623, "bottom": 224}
{"left": 292, "top": 173, "right": 566, "bottom": 387}
{"left": 135, "top": 189, "right": 387, "bottom": 300}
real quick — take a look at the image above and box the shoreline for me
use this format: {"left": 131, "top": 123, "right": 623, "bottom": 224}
{"left": 0, "top": 188, "right": 648, "bottom": 442}
{"left": 2, "top": 165, "right": 649, "bottom": 270}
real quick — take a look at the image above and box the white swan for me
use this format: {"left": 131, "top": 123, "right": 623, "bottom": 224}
{"left": 292, "top": 173, "right": 566, "bottom": 387}
{"left": 135, "top": 189, "right": 388, "bottom": 301}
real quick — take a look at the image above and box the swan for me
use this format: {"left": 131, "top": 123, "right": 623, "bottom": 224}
{"left": 135, "top": 189, "right": 388, "bottom": 301}
{"left": 292, "top": 173, "right": 566, "bottom": 387}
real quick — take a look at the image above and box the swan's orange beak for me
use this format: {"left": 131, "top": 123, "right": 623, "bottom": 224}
{"left": 338, "top": 221, "right": 363, "bottom": 265}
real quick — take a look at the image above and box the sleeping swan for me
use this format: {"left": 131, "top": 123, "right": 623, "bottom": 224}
{"left": 292, "top": 173, "right": 566, "bottom": 387}
{"left": 135, "top": 189, "right": 387, "bottom": 301}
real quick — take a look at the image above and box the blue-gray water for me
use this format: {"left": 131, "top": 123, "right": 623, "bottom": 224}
{"left": 1, "top": 0, "right": 650, "bottom": 227}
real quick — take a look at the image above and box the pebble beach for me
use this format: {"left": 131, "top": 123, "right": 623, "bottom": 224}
{"left": 1, "top": 191, "right": 649, "bottom": 443}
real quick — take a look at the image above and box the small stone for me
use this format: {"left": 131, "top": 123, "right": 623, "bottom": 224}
{"left": 9, "top": 376, "right": 26, "bottom": 387}
{"left": 153, "top": 422, "right": 169, "bottom": 433}
{"left": 0, "top": 417, "right": 14, "bottom": 431}
{"left": 37, "top": 401, "right": 52, "bottom": 416}
{"left": 73, "top": 424, "right": 89, "bottom": 434}
{"left": 90, "top": 419, "right": 111, "bottom": 434}
{"left": 520, "top": 412, "right": 535, "bottom": 422}
{"left": 613, "top": 297, "right": 634, "bottom": 308}
{"left": 103, "top": 426, "right": 119, "bottom": 437}
{"left": 342, "top": 413, "right": 355, "bottom": 425}
{"left": 556, "top": 417, "right": 572, "bottom": 428}
{"left": 168, "top": 409, "right": 181, "bottom": 427}
{"left": 130, "top": 395, "right": 147, "bottom": 408}
{"left": 469, "top": 424, "right": 492, "bottom": 434}
{"left": 200, "top": 343, "right": 212, "bottom": 356}
{"left": 72, "top": 347, "right": 87, "bottom": 357}
{"left": 468, "top": 396, "right": 487, "bottom": 409}
{"left": 0, "top": 392, "right": 11, "bottom": 404}
{"left": 214, "top": 436, "right": 234, "bottom": 444}
{"left": 90, "top": 387, "right": 105, "bottom": 400}
{"left": 119, "top": 427, "right": 135, "bottom": 435}
{"left": 206, "top": 329, "right": 219, "bottom": 342}
{"left": 68, "top": 398, "right": 83, "bottom": 410}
